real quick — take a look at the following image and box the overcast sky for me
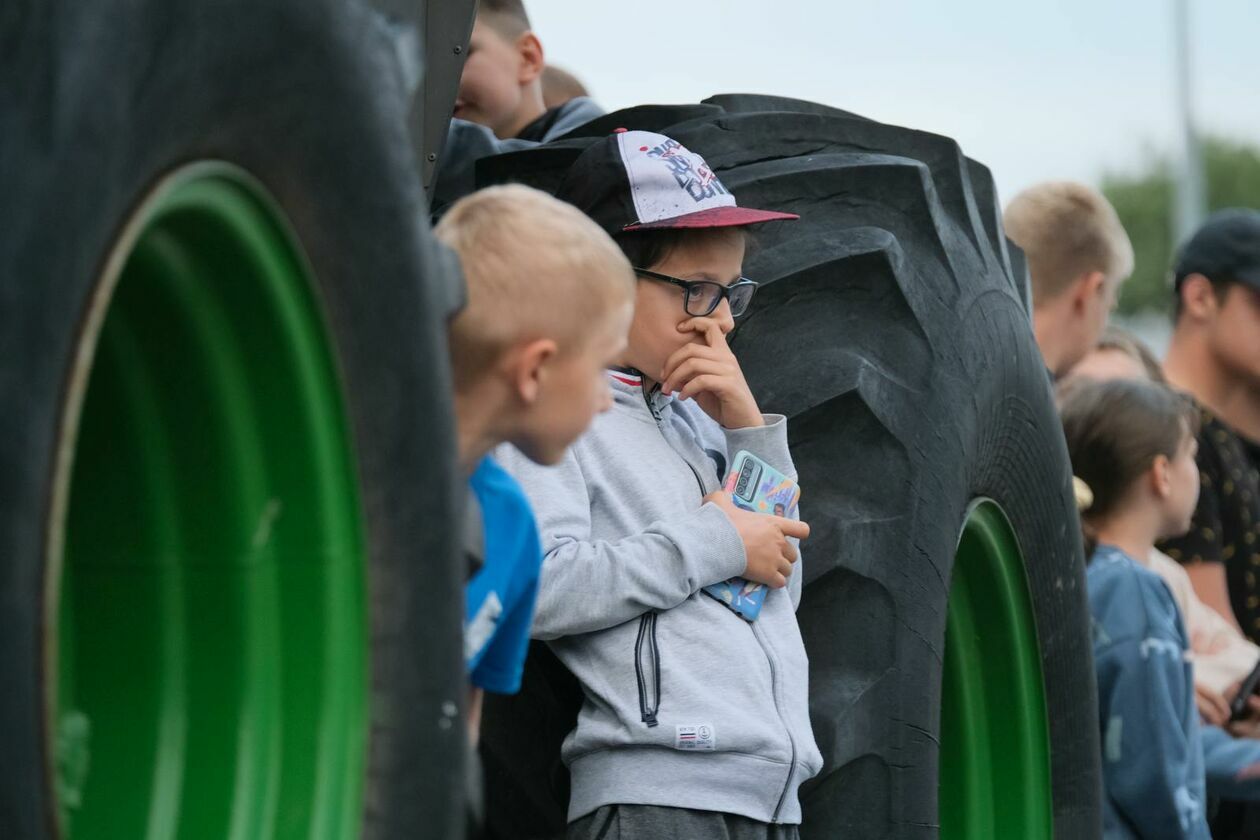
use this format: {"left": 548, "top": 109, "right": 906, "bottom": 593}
{"left": 531, "top": 0, "right": 1259, "bottom": 205}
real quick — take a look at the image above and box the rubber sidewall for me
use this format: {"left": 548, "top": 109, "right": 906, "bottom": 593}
{"left": 0, "top": 3, "right": 464, "bottom": 837}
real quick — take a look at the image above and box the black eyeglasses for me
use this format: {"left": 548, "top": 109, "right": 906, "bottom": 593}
{"left": 634, "top": 267, "right": 759, "bottom": 317}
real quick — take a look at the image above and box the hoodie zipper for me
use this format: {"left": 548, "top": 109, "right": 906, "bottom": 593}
{"left": 635, "top": 611, "right": 661, "bottom": 727}
{"left": 634, "top": 383, "right": 677, "bottom": 729}
{"left": 633, "top": 381, "right": 706, "bottom": 730}
{"left": 639, "top": 378, "right": 799, "bottom": 820}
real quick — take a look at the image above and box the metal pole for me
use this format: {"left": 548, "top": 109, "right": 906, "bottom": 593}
{"left": 1173, "top": 0, "right": 1207, "bottom": 245}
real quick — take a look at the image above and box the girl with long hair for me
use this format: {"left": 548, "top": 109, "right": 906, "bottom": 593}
{"left": 1061, "top": 377, "right": 1210, "bottom": 837}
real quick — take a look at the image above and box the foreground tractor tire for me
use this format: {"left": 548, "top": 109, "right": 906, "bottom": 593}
{"left": 479, "top": 99, "right": 1101, "bottom": 839}
{"left": 1, "top": 2, "right": 465, "bottom": 838}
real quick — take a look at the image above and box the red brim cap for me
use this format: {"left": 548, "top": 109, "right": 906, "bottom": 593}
{"left": 622, "top": 205, "right": 799, "bottom": 231}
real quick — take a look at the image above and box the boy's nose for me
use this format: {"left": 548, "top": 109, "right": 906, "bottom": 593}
{"left": 713, "top": 298, "right": 735, "bottom": 334}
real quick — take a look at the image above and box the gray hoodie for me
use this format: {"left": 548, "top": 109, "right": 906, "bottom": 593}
{"left": 496, "top": 368, "right": 823, "bottom": 825}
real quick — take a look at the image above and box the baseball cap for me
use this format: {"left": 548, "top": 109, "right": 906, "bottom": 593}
{"left": 554, "top": 129, "right": 798, "bottom": 235}
{"left": 1174, "top": 208, "right": 1260, "bottom": 290}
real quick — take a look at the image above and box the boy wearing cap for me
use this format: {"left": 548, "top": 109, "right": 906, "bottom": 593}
{"left": 498, "top": 131, "right": 822, "bottom": 839}
{"left": 1160, "top": 209, "right": 1260, "bottom": 644}
{"left": 433, "top": 0, "right": 602, "bottom": 213}
{"left": 435, "top": 184, "right": 635, "bottom": 740}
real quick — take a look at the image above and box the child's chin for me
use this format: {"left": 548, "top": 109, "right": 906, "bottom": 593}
{"left": 1162, "top": 520, "right": 1194, "bottom": 542}
{"left": 523, "top": 439, "right": 570, "bottom": 467}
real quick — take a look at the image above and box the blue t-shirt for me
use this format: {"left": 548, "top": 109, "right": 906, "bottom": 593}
{"left": 465, "top": 456, "right": 543, "bottom": 694}
{"left": 1088, "top": 544, "right": 1209, "bottom": 839}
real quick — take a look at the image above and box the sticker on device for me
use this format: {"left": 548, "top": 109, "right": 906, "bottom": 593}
{"left": 675, "top": 724, "right": 716, "bottom": 751}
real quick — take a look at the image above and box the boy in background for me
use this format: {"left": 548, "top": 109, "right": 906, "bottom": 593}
{"left": 542, "top": 65, "right": 590, "bottom": 110}
{"left": 434, "top": 0, "right": 603, "bottom": 211}
{"left": 1003, "top": 181, "right": 1134, "bottom": 379}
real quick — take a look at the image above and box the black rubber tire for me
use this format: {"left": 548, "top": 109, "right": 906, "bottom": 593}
{"left": 555, "top": 103, "right": 726, "bottom": 139}
{"left": 472, "top": 137, "right": 599, "bottom": 211}
{"left": 678, "top": 113, "right": 1100, "bottom": 840}
{"left": 480, "top": 642, "right": 583, "bottom": 838}
{"left": 0, "top": 3, "right": 465, "bottom": 838}
{"left": 702, "top": 92, "right": 872, "bottom": 123}
{"left": 695, "top": 97, "right": 1034, "bottom": 315}
{"left": 478, "top": 101, "right": 1100, "bottom": 839}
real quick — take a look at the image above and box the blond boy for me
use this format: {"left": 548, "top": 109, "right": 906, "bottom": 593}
{"left": 435, "top": 184, "right": 634, "bottom": 738}
{"left": 1003, "top": 181, "right": 1134, "bottom": 378}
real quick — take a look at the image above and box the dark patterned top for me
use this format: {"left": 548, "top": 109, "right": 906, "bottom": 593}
{"left": 1159, "top": 409, "right": 1260, "bottom": 642}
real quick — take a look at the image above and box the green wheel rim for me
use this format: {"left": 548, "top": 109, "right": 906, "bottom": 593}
{"left": 48, "top": 163, "right": 367, "bottom": 839}
{"left": 940, "top": 499, "right": 1053, "bottom": 838}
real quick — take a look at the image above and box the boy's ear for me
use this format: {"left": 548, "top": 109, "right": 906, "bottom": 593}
{"left": 1071, "top": 270, "right": 1106, "bottom": 312}
{"left": 1150, "top": 453, "right": 1173, "bottom": 499}
{"left": 514, "top": 31, "right": 544, "bottom": 85}
{"left": 509, "top": 337, "right": 558, "bottom": 405}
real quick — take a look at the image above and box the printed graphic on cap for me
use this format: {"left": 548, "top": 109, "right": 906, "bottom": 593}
{"left": 618, "top": 130, "right": 736, "bottom": 226}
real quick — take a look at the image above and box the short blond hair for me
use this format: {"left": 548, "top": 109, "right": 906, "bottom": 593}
{"left": 1003, "top": 181, "right": 1134, "bottom": 306}
{"left": 436, "top": 185, "right": 634, "bottom": 390}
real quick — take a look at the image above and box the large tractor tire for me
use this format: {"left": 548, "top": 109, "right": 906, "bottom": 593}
{"left": 1, "top": 2, "right": 466, "bottom": 838}
{"left": 478, "top": 100, "right": 1101, "bottom": 839}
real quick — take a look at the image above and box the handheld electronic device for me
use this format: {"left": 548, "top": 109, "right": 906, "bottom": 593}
{"left": 701, "top": 450, "right": 801, "bottom": 621}
{"left": 1230, "top": 657, "right": 1260, "bottom": 722}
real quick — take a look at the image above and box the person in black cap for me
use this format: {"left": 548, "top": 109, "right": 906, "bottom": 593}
{"left": 496, "top": 130, "right": 822, "bottom": 840}
{"left": 1159, "top": 209, "right": 1260, "bottom": 646}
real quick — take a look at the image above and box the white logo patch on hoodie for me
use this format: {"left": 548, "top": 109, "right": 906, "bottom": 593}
{"left": 675, "top": 724, "right": 716, "bottom": 751}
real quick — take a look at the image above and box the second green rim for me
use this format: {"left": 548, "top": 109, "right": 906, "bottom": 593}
{"left": 939, "top": 499, "right": 1054, "bottom": 838}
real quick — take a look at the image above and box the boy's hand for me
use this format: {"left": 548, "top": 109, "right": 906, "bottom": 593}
{"left": 1197, "top": 684, "right": 1232, "bottom": 727}
{"left": 705, "top": 491, "right": 810, "bottom": 589}
{"left": 661, "top": 318, "right": 764, "bottom": 429}
{"left": 1227, "top": 691, "right": 1260, "bottom": 738}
